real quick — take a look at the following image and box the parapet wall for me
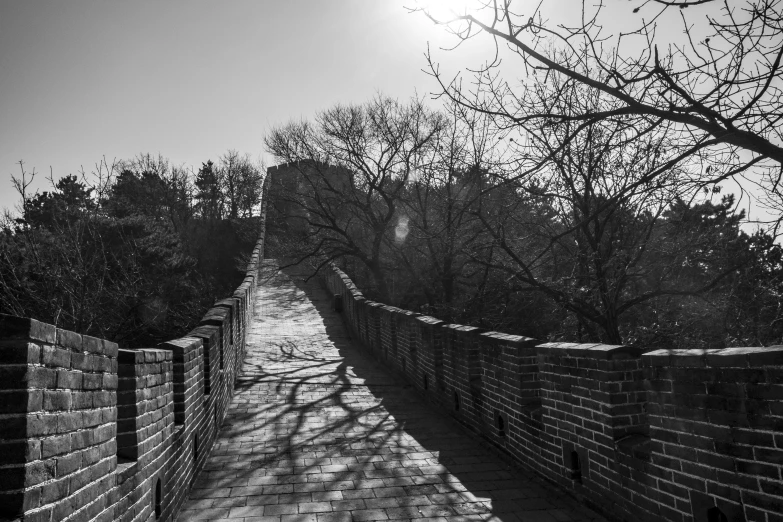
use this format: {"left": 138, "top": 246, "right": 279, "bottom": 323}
{"left": 323, "top": 265, "right": 783, "bottom": 522}
{"left": 0, "top": 178, "right": 269, "bottom": 522}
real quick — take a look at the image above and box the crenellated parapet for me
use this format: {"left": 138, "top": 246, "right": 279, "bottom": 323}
{"left": 0, "top": 316, "right": 119, "bottom": 522}
{"left": 643, "top": 348, "right": 783, "bottom": 522}
{"left": 0, "top": 177, "right": 270, "bottom": 522}
{"left": 322, "top": 264, "right": 783, "bottom": 522}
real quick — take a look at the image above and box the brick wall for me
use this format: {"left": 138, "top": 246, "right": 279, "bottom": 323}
{"left": 414, "top": 315, "right": 444, "bottom": 396}
{"left": 0, "top": 316, "right": 118, "bottom": 522}
{"left": 0, "top": 178, "right": 269, "bottom": 522}
{"left": 322, "top": 264, "right": 783, "bottom": 522}
{"left": 643, "top": 348, "right": 783, "bottom": 522}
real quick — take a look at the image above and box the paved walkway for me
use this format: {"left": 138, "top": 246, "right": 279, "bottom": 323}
{"left": 177, "top": 262, "right": 607, "bottom": 522}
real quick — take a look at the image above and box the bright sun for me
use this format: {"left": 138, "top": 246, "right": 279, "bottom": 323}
{"left": 415, "top": 0, "right": 476, "bottom": 22}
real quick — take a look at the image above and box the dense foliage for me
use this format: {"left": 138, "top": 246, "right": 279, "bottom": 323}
{"left": 0, "top": 152, "right": 264, "bottom": 348}
{"left": 266, "top": 96, "right": 783, "bottom": 349}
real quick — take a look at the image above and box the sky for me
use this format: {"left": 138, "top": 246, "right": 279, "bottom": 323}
{"left": 1, "top": 0, "right": 773, "bottom": 225}
{"left": 0, "top": 0, "right": 493, "bottom": 212}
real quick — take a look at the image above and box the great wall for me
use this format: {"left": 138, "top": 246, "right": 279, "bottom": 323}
{"left": 1, "top": 167, "right": 782, "bottom": 522}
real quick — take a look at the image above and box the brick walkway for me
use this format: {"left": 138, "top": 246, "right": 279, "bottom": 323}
{"left": 177, "top": 262, "right": 607, "bottom": 522}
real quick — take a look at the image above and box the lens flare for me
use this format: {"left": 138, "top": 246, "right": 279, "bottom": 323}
{"left": 395, "top": 216, "right": 410, "bottom": 244}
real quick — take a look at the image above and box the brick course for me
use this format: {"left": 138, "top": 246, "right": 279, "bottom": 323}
{"left": 322, "top": 264, "right": 783, "bottom": 522}
{"left": 0, "top": 179, "right": 269, "bottom": 522}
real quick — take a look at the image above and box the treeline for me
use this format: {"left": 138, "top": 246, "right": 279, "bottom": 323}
{"left": 0, "top": 151, "right": 264, "bottom": 348}
{"left": 265, "top": 95, "right": 783, "bottom": 349}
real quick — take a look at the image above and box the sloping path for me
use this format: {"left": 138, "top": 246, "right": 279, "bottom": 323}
{"left": 177, "top": 261, "right": 607, "bottom": 522}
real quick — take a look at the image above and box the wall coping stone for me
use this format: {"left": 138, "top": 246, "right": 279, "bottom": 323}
{"left": 82, "top": 334, "right": 119, "bottom": 357}
{"left": 416, "top": 315, "right": 443, "bottom": 327}
{"left": 537, "top": 342, "right": 646, "bottom": 359}
{"left": 160, "top": 337, "right": 202, "bottom": 351}
{"left": 202, "top": 307, "right": 229, "bottom": 322}
{"left": 56, "top": 328, "right": 83, "bottom": 350}
{"left": 189, "top": 325, "right": 220, "bottom": 341}
{"left": 643, "top": 346, "right": 783, "bottom": 367}
{"left": 442, "top": 323, "right": 482, "bottom": 334}
{"left": 118, "top": 348, "right": 173, "bottom": 364}
{"left": 0, "top": 314, "right": 56, "bottom": 344}
{"left": 480, "top": 331, "right": 538, "bottom": 347}
{"left": 392, "top": 308, "right": 420, "bottom": 318}
{"left": 330, "top": 265, "right": 364, "bottom": 297}
{"left": 138, "top": 348, "right": 173, "bottom": 362}
{"left": 215, "top": 297, "right": 239, "bottom": 308}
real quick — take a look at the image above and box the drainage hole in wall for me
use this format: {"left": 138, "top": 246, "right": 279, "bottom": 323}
{"left": 423, "top": 373, "right": 428, "bottom": 390}
{"left": 454, "top": 391, "right": 460, "bottom": 411}
{"left": 570, "top": 450, "right": 582, "bottom": 483}
{"left": 155, "top": 477, "right": 162, "bottom": 519}
{"left": 496, "top": 411, "right": 506, "bottom": 437}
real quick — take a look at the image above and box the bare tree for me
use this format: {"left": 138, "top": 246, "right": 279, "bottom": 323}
{"left": 466, "top": 78, "right": 748, "bottom": 344}
{"left": 217, "top": 150, "right": 264, "bottom": 219}
{"left": 397, "top": 102, "right": 506, "bottom": 319}
{"left": 413, "top": 0, "right": 783, "bottom": 226}
{"left": 265, "top": 96, "right": 445, "bottom": 300}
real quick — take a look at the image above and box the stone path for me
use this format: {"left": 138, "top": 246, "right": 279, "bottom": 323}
{"left": 177, "top": 262, "right": 607, "bottom": 522}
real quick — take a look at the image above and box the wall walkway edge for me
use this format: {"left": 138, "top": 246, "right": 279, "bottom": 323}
{"left": 321, "top": 263, "right": 783, "bottom": 522}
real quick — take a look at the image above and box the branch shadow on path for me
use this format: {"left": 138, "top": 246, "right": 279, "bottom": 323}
{"left": 177, "top": 264, "right": 606, "bottom": 522}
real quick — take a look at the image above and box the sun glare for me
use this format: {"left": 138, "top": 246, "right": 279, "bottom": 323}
{"left": 416, "top": 0, "right": 475, "bottom": 22}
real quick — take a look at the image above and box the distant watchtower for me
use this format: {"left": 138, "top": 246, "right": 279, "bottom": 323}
{"left": 266, "top": 160, "right": 353, "bottom": 239}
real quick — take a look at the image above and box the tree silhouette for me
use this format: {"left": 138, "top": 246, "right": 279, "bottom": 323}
{"left": 414, "top": 0, "right": 783, "bottom": 226}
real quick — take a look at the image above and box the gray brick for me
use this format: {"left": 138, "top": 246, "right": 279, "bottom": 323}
{"left": 173, "top": 264, "right": 612, "bottom": 522}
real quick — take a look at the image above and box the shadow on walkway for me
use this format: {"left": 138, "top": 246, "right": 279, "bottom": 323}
{"left": 177, "top": 264, "right": 606, "bottom": 522}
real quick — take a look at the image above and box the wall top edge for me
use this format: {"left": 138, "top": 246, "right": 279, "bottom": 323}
{"left": 643, "top": 346, "right": 783, "bottom": 367}
{"left": 415, "top": 315, "right": 443, "bottom": 326}
{"left": 378, "top": 304, "right": 405, "bottom": 314}
{"left": 537, "top": 342, "right": 646, "bottom": 360}
{"left": 188, "top": 325, "right": 220, "bottom": 341}
{"left": 159, "top": 336, "right": 203, "bottom": 351}
{"left": 391, "top": 308, "right": 420, "bottom": 317}
{"left": 442, "top": 323, "right": 482, "bottom": 333}
{"left": 323, "top": 263, "right": 780, "bottom": 368}
{"left": 118, "top": 347, "right": 173, "bottom": 364}
{"left": 479, "top": 331, "right": 538, "bottom": 346}
{"left": 0, "top": 313, "right": 120, "bottom": 357}
{"left": 0, "top": 313, "right": 56, "bottom": 344}
{"left": 202, "top": 308, "right": 230, "bottom": 322}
